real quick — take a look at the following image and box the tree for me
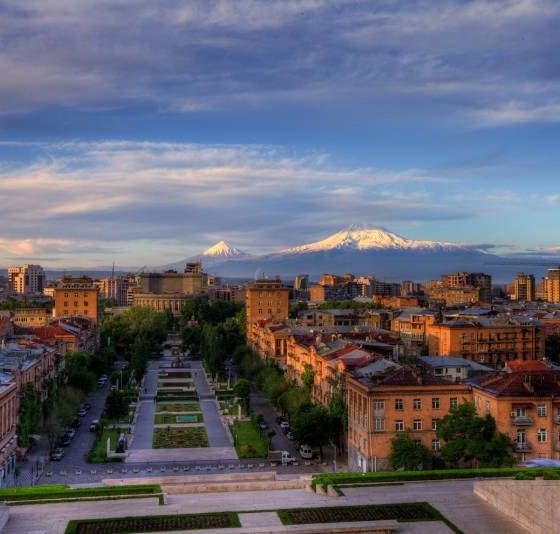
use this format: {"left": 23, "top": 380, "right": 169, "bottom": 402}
{"left": 437, "top": 402, "right": 514, "bottom": 468}
{"left": 233, "top": 379, "right": 251, "bottom": 412}
{"left": 291, "top": 405, "right": 331, "bottom": 458}
{"left": 301, "top": 364, "right": 315, "bottom": 393}
{"left": 105, "top": 390, "right": 128, "bottom": 421}
{"left": 389, "top": 431, "right": 431, "bottom": 470}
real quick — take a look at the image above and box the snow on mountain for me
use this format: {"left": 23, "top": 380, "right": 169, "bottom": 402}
{"left": 201, "top": 240, "right": 248, "bottom": 259}
{"left": 280, "top": 225, "right": 466, "bottom": 255}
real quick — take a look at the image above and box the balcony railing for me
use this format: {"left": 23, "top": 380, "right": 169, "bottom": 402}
{"left": 514, "top": 441, "right": 532, "bottom": 452}
{"left": 511, "top": 415, "right": 533, "bottom": 426}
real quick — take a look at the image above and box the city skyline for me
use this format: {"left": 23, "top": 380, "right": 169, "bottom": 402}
{"left": 1, "top": 1, "right": 559, "bottom": 266}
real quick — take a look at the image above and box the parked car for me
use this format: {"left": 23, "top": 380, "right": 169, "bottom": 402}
{"left": 258, "top": 421, "right": 269, "bottom": 431}
{"left": 58, "top": 434, "right": 72, "bottom": 447}
{"left": 97, "top": 379, "right": 106, "bottom": 388}
{"left": 78, "top": 408, "right": 87, "bottom": 417}
{"left": 63, "top": 428, "right": 76, "bottom": 440}
{"left": 89, "top": 419, "right": 100, "bottom": 432}
{"left": 280, "top": 421, "right": 290, "bottom": 433}
{"left": 81, "top": 402, "right": 91, "bottom": 411}
{"left": 50, "top": 448, "right": 64, "bottom": 461}
{"left": 99, "top": 374, "right": 108, "bottom": 381}
{"left": 299, "top": 444, "right": 314, "bottom": 459}
{"left": 286, "top": 431, "right": 294, "bottom": 441}
{"left": 275, "top": 416, "right": 284, "bottom": 425}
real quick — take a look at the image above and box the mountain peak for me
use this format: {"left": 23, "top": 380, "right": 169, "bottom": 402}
{"left": 202, "top": 240, "right": 247, "bottom": 258}
{"left": 281, "top": 225, "right": 462, "bottom": 254}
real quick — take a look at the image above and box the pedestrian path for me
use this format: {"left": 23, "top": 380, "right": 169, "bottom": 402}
{"left": 129, "top": 361, "right": 159, "bottom": 450}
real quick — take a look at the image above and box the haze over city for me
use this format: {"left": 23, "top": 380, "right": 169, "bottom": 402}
{"left": 1, "top": 0, "right": 560, "bottom": 268}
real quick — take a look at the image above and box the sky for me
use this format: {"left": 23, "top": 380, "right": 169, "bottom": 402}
{"left": 1, "top": 0, "right": 559, "bottom": 268}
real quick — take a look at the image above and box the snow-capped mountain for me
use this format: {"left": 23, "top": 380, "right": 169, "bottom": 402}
{"left": 203, "top": 226, "right": 495, "bottom": 280}
{"left": 201, "top": 240, "right": 248, "bottom": 259}
{"left": 281, "top": 226, "right": 465, "bottom": 254}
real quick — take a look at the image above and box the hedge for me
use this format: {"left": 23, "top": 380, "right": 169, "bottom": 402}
{"left": 0, "top": 484, "right": 161, "bottom": 503}
{"left": 311, "top": 467, "right": 560, "bottom": 490}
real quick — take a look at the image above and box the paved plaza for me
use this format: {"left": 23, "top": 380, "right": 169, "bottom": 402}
{"left": 3, "top": 479, "right": 527, "bottom": 534}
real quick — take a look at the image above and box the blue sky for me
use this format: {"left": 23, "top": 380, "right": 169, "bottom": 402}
{"left": 0, "top": 0, "right": 559, "bottom": 267}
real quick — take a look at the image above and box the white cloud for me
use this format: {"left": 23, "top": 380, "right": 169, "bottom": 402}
{"left": 474, "top": 102, "right": 560, "bottom": 126}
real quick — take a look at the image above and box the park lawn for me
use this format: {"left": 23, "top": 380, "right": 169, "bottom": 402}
{"left": 88, "top": 429, "right": 121, "bottom": 463}
{"left": 231, "top": 420, "right": 268, "bottom": 458}
{"left": 154, "top": 413, "right": 204, "bottom": 424}
{"left": 156, "top": 402, "right": 201, "bottom": 412}
{"left": 153, "top": 427, "right": 209, "bottom": 448}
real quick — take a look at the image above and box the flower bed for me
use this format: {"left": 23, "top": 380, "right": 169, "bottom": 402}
{"left": 156, "top": 402, "right": 201, "bottom": 412}
{"left": 153, "top": 427, "right": 209, "bottom": 448}
{"left": 65, "top": 512, "right": 240, "bottom": 534}
{"left": 278, "top": 503, "right": 448, "bottom": 526}
{"left": 155, "top": 413, "right": 204, "bottom": 424}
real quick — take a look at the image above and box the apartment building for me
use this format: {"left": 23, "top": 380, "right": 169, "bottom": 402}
{"left": 471, "top": 363, "right": 560, "bottom": 462}
{"left": 11, "top": 308, "right": 50, "bottom": 327}
{"left": 246, "top": 279, "right": 289, "bottom": 343}
{"left": 427, "top": 317, "right": 545, "bottom": 367}
{"left": 513, "top": 273, "right": 536, "bottom": 302}
{"left": 95, "top": 276, "right": 131, "bottom": 306}
{"left": 53, "top": 276, "right": 100, "bottom": 324}
{"left": 0, "top": 373, "right": 17, "bottom": 487}
{"left": 7, "top": 265, "right": 45, "bottom": 295}
{"left": 346, "top": 367, "right": 471, "bottom": 471}
{"left": 391, "top": 309, "right": 438, "bottom": 355}
{"left": 543, "top": 267, "right": 560, "bottom": 304}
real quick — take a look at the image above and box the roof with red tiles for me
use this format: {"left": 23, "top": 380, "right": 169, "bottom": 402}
{"left": 472, "top": 370, "right": 560, "bottom": 397}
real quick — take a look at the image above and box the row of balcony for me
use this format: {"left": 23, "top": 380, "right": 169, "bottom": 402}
{"left": 511, "top": 414, "right": 560, "bottom": 426}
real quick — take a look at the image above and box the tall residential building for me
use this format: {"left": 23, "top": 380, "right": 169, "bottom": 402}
{"left": 513, "top": 273, "right": 536, "bottom": 302}
{"left": 293, "top": 274, "right": 309, "bottom": 291}
{"left": 246, "top": 279, "right": 289, "bottom": 334}
{"left": 7, "top": 264, "right": 45, "bottom": 294}
{"left": 53, "top": 276, "right": 100, "bottom": 324}
{"left": 436, "top": 271, "right": 492, "bottom": 303}
{"left": 95, "top": 276, "right": 131, "bottom": 306}
{"left": 543, "top": 267, "right": 560, "bottom": 303}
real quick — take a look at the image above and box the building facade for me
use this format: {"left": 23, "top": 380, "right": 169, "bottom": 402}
{"left": 53, "top": 276, "right": 100, "bottom": 324}
{"left": 7, "top": 265, "right": 45, "bottom": 295}
{"left": 246, "top": 279, "right": 289, "bottom": 336}
{"left": 513, "top": 273, "right": 536, "bottom": 302}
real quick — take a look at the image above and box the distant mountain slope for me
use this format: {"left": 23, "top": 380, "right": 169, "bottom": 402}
{"left": 160, "top": 240, "right": 251, "bottom": 271}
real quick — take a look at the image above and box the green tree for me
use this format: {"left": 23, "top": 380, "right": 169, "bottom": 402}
{"left": 437, "top": 402, "right": 514, "bottom": 468}
{"left": 233, "top": 379, "right": 251, "bottom": 412}
{"left": 390, "top": 431, "right": 431, "bottom": 470}
{"left": 301, "top": 364, "right": 315, "bottom": 393}
{"left": 291, "top": 405, "right": 331, "bottom": 459}
{"left": 105, "top": 390, "right": 128, "bottom": 421}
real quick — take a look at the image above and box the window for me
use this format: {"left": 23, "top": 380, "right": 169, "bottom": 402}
{"left": 485, "top": 401, "right": 491, "bottom": 414}
{"left": 432, "top": 418, "right": 440, "bottom": 431}
{"left": 84, "top": 301, "right": 88, "bottom": 307}
{"left": 64, "top": 292, "right": 69, "bottom": 297}
{"left": 537, "top": 404, "right": 547, "bottom": 417}
{"left": 374, "top": 400, "right": 385, "bottom": 411}
{"left": 432, "top": 439, "right": 441, "bottom": 451}
{"left": 432, "top": 398, "right": 440, "bottom": 410}
{"left": 413, "top": 419, "right": 422, "bottom": 431}
{"left": 434, "top": 368, "right": 444, "bottom": 376}
{"left": 374, "top": 417, "right": 385, "bottom": 432}
{"left": 413, "top": 398, "right": 422, "bottom": 410}
{"left": 537, "top": 429, "right": 547, "bottom": 443}
{"left": 74, "top": 301, "right": 78, "bottom": 307}
{"left": 450, "top": 397, "right": 458, "bottom": 409}
{"left": 395, "top": 399, "right": 404, "bottom": 411}
{"left": 63, "top": 301, "right": 68, "bottom": 307}
{"left": 395, "top": 420, "right": 404, "bottom": 432}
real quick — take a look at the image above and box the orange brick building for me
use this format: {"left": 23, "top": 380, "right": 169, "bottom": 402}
{"left": 471, "top": 362, "right": 560, "bottom": 462}
{"left": 346, "top": 368, "right": 471, "bottom": 471}
{"left": 0, "top": 373, "right": 17, "bottom": 486}
{"left": 53, "top": 276, "right": 100, "bottom": 324}
{"left": 427, "top": 317, "right": 545, "bottom": 367}
{"left": 246, "top": 279, "right": 289, "bottom": 346}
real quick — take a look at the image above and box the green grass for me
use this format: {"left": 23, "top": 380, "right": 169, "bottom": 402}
{"left": 153, "top": 427, "right": 209, "bottom": 448}
{"left": 65, "top": 512, "right": 240, "bottom": 534}
{"left": 219, "top": 401, "right": 246, "bottom": 416}
{"left": 311, "top": 467, "right": 560, "bottom": 490}
{"left": 156, "top": 402, "right": 201, "bottom": 412}
{"left": 0, "top": 484, "right": 161, "bottom": 503}
{"left": 88, "top": 429, "right": 122, "bottom": 463}
{"left": 154, "top": 413, "right": 204, "bottom": 424}
{"left": 277, "top": 502, "right": 462, "bottom": 533}
{"left": 231, "top": 420, "right": 268, "bottom": 458}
